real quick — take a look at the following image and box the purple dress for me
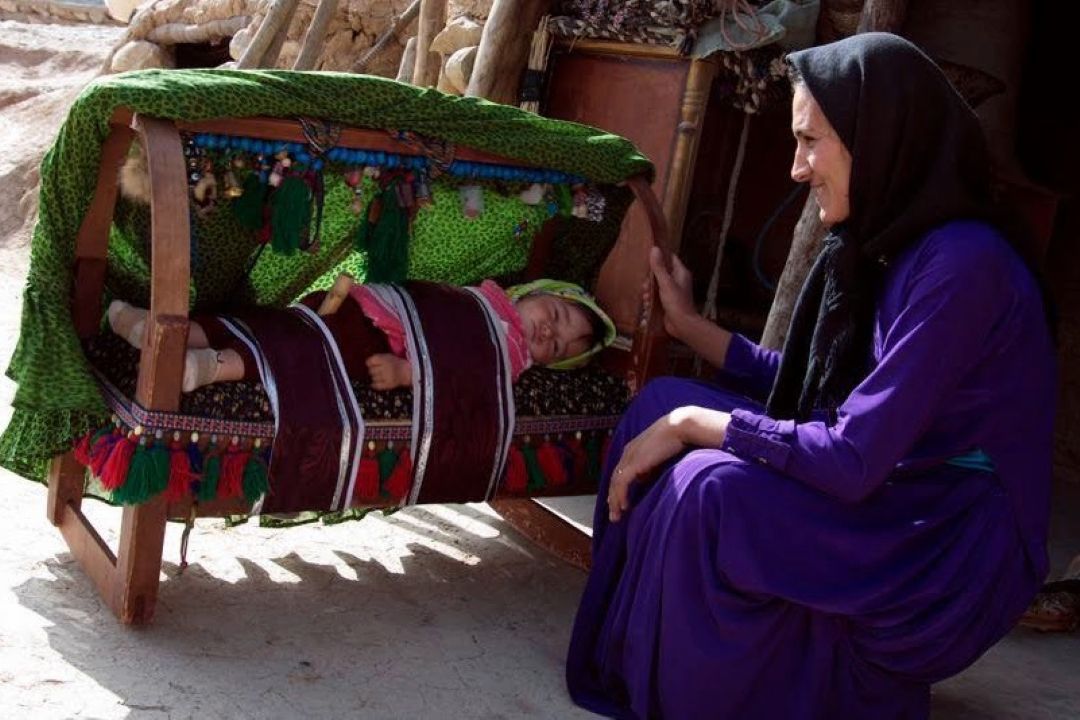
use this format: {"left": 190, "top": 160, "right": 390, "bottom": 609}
{"left": 566, "top": 221, "right": 1056, "bottom": 719}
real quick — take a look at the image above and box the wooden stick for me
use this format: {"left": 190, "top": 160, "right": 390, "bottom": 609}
{"left": 292, "top": 0, "right": 340, "bottom": 70}
{"left": 396, "top": 36, "right": 418, "bottom": 81}
{"left": 147, "top": 16, "right": 250, "bottom": 45}
{"left": 411, "top": 0, "right": 447, "bottom": 87}
{"left": 351, "top": 0, "right": 421, "bottom": 74}
{"left": 466, "top": 0, "right": 552, "bottom": 104}
{"left": 236, "top": 0, "right": 301, "bottom": 69}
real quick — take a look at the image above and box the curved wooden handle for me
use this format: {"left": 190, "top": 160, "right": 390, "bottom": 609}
{"left": 626, "top": 174, "right": 672, "bottom": 269}
{"left": 133, "top": 114, "right": 191, "bottom": 412}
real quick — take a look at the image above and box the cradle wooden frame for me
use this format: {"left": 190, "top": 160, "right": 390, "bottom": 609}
{"left": 47, "top": 108, "right": 672, "bottom": 624}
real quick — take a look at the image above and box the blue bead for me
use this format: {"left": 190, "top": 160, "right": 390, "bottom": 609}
{"left": 313, "top": 159, "right": 324, "bottom": 171}
{"left": 386, "top": 154, "right": 399, "bottom": 168}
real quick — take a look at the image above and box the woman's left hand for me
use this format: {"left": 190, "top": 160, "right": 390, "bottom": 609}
{"left": 607, "top": 406, "right": 730, "bottom": 523}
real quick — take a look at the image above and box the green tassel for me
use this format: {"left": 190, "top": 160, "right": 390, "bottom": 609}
{"left": 199, "top": 442, "right": 221, "bottom": 501}
{"left": 269, "top": 176, "right": 312, "bottom": 255}
{"left": 113, "top": 439, "right": 162, "bottom": 505}
{"left": 521, "top": 444, "right": 546, "bottom": 492}
{"left": 357, "top": 181, "right": 410, "bottom": 283}
{"left": 242, "top": 450, "right": 269, "bottom": 503}
{"left": 147, "top": 438, "right": 170, "bottom": 499}
{"left": 555, "top": 184, "right": 574, "bottom": 217}
{"left": 377, "top": 445, "right": 398, "bottom": 481}
{"left": 232, "top": 172, "right": 268, "bottom": 229}
{"left": 585, "top": 433, "right": 602, "bottom": 484}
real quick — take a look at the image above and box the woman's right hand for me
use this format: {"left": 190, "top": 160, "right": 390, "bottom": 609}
{"left": 649, "top": 246, "right": 699, "bottom": 341}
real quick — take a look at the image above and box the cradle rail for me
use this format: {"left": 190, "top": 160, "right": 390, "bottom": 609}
{"left": 52, "top": 109, "right": 671, "bottom": 624}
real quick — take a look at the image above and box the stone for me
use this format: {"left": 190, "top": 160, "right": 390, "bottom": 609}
{"left": 111, "top": 40, "right": 173, "bottom": 72}
{"left": 429, "top": 14, "right": 482, "bottom": 54}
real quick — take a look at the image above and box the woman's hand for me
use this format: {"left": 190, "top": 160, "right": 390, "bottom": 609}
{"left": 649, "top": 246, "right": 699, "bottom": 341}
{"left": 607, "top": 406, "right": 730, "bottom": 523}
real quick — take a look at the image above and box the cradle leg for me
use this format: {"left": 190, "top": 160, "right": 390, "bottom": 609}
{"left": 489, "top": 498, "right": 592, "bottom": 572}
{"left": 47, "top": 450, "right": 85, "bottom": 526}
{"left": 113, "top": 498, "right": 168, "bottom": 624}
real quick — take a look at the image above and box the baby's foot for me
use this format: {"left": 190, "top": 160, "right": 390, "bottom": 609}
{"left": 107, "top": 300, "right": 147, "bottom": 349}
{"left": 182, "top": 348, "right": 222, "bottom": 393}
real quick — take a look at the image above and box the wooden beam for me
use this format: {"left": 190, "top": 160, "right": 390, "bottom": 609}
{"left": 411, "top": 0, "right": 447, "bottom": 87}
{"left": 174, "top": 116, "right": 546, "bottom": 169}
{"left": 466, "top": 0, "right": 551, "bottom": 104}
{"left": 292, "top": 0, "right": 340, "bottom": 71}
{"left": 237, "top": 0, "right": 301, "bottom": 69}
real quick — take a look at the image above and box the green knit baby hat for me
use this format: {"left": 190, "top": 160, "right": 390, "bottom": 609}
{"left": 506, "top": 279, "right": 617, "bottom": 370}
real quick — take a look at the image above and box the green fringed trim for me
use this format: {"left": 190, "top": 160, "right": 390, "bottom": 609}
{"left": 357, "top": 179, "right": 410, "bottom": 283}
{"left": 199, "top": 442, "right": 221, "bottom": 501}
{"left": 585, "top": 433, "right": 602, "bottom": 484}
{"left": 269, "top": 176, "right": 312, "bottom": 255}
{"left": 242, "top": 449, "right": 269, "bottom": 503}
{"left": 377, "top": 445, "right": 398, "bottom": 481}
{"left": 232, "top": 172, "right": 268, "bottom": 230}
{"left": 521, "top": 443, "right": 546, "bottom": 492}
{"left": 112, "top": 438, "right": 169, "bottom": 505}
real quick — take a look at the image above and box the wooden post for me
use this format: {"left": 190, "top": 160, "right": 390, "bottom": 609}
{"left": 465, "top": 0, "right": 551, "bottom": 104}
{"left": 760, "top": 198, "right": 826, "bottom": 349}
{"left": 411, "top": 0, "right": 447, "bottom": 87}
{"left": 760, "top": 0, "right": 908, "bottom": 350}
{"left": 856, "top": 0, "right": 909, "bottom": 33}
{"left": 292, "top": 0, "right": 340, "bottom": 70}
{"left": 236, "top": 0, "right": 301, "bottom": 69}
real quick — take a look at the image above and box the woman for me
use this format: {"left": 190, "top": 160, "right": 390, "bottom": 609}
{"left": 566, "top": 33, "right": 1056, "bottom": 719}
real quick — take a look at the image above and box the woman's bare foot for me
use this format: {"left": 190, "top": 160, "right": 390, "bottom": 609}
{"left": 108, "top": 300, "right": 147, "bottom": 349}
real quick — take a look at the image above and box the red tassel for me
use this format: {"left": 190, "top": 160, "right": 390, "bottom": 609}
{"left": 89, "top": 429, "right": 121, "bottom": 478}
{"left": 537, "top": 440, "right": 568, "bottom": 487}
{"left": 385, "top": 447, "right": 413, "bottom": 501}
{"left": 164, "top": 438, "right": 194, "bottom": 502}
{"left": 565, "top": 436, "right": 587, "bottom": 483}
{"left": 218, "top": 440, "right": 249, "bottom": 499}
{"left": 355, "top": 449, "right": 380, "bottom": 502}
{"left": 504, "top": 445, "right": 527, "bottom": 493}
{"left": 73, "top": 431, "right": 95, "bottom": 466}
{"left": 100, "top": 433, "right": 136, "bottom": 490}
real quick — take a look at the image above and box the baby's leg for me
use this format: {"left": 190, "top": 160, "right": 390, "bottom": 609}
{"left": 183, "top": 348, "right": 245, "bottom": 392}
{"left": 108, "top": 300, "right": 210, "bottom": 349}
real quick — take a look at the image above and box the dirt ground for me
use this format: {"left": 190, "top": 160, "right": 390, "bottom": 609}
{"left": 1, "top": 15, "right": 1078, "bottom": 720}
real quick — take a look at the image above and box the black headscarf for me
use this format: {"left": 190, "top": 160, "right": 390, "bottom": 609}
{"left": 765, "top": 33, "right": 995, "bottom": 421}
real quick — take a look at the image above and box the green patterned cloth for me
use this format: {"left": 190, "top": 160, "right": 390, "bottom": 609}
{"left": 1, "top": 69, "right": 652, "bottom": 480}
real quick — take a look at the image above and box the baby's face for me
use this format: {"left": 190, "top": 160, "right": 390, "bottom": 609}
{"left": 515, "top": 294, "right": 594, "bottom": 366}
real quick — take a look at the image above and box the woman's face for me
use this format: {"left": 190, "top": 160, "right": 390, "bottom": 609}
{"left": 790, "top": 84, "right": 853, "bottom": 226}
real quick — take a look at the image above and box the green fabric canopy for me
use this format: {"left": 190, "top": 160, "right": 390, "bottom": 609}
{"left": 0, "top": 69, "right": 652, "bottom": 480}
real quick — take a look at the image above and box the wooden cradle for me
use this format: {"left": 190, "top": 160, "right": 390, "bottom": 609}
{"left": 45, "top": 108, "right": 670, "bottom": 625}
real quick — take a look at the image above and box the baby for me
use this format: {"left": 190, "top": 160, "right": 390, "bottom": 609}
{"left": 107, "top": 275, "right": 616, "bottom": 393}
